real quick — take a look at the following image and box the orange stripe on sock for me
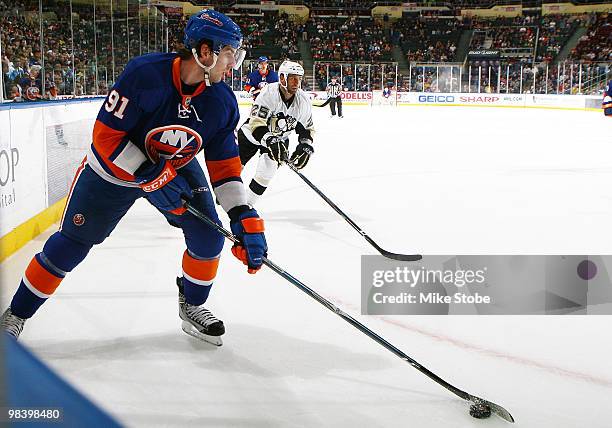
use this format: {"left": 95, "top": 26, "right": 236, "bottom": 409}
{"left": 182, "top": 251, "right": 219, "bottom": 282}
{"left": 206, "top": 157, "right": 242, "bottom": 183}
{"left": 24, "top": 257, "right": 63, "bottom": 295}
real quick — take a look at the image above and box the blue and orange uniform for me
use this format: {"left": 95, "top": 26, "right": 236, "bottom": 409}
{"left": 3, "top": 9, "right": 267, "bottom": 341}
{"left": 603, "top": 80, "right": 612, "bottom": 117}
{"left": 11, "top": 54, "right": 246, "bottom": 318}
{"left": 244, "top": 58, "right": 278, "bottom": 100}
{"left": 9, "top": 50, "right": 260, "bottom": 321}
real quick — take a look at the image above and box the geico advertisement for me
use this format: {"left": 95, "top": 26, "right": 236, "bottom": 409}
{"left": 414, "top": 93, "right": 525, "bottom": 105}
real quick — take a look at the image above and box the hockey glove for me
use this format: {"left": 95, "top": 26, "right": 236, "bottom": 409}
{"left": 137, "top": 159, "right": 192, "bottom": 215}
{"left": 263, "top": 133, "right": 288, "bottom": 165}
{"left": 249, "top": 87, "right": 260, "bottom": 98}
{"left": 229, "top": 207, "right": 267, "bottom": 274}
{"left": 290, "top": 139, "right": 314, "bottom": 170}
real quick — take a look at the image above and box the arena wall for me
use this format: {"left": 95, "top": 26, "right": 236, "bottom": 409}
{"left": 0, "top": 98, "right": 102, "bottom": 261}
{"left": 236, "top": 90, "right": 603, "bottom": 110}
{"left": 0, "top": 93, "right": 604, "bottom": 261}
{"left": 395, "top": 92, "right": 602, "bottom": 110}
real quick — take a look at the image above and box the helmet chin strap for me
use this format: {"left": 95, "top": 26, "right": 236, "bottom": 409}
{"left": 279, "top": 72, "right": 288, "bottom": 90}
{"left": 192, "top": 47, "right": 216, "bottom": 85}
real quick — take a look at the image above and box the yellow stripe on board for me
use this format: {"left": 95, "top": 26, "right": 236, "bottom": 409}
{"left": 0, "top": 198, "right": 66, "bottom": 263}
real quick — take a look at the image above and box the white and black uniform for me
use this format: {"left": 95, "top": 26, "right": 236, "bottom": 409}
{"left": 326, "top": 81, "right": 343, "bottom": 117}
{"left": 238, "top": 82, "right": 315, "bottom": 206}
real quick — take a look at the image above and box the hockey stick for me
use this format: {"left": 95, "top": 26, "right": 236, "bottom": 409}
{"left": 184, "top": 202, "right": 515, "bottom": 423}
{"left": 285, "top": 162, "right": 422, "bottom": 262}
{"left": 313, "top": 97, "right": 332, "bottom": 108}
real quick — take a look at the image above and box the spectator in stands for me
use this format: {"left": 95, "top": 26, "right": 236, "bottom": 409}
{"left": 536, "top": 14, "right": 582, "bottom": 63}
{"left": 1, "top": 3, "right": 611, "bottom": 101}
{"left": 45, "top": 81, "right": 58, "bottom": 100}
{"left": 9, "top": 84, "right": 23, "bottom": 102}
{"left": 1, "top": 54, "right": 11, "bottom": 99}
{"left": 570, "top": 13, "right": 610, "bottom": 62}
{"left": 19, "top": 64, "right": 42, "bottom": 101}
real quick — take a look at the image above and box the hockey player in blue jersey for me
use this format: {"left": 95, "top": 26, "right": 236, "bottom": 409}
{"left": 603, "top": 80, "right": 612, "bottom": 117}
{"left": 244, "top": 56, "right": 279, "bottom": 100}
{"left": 382, "top": 85, "right": 392, "bottom": 99}
{"left": 0, "top": 10, "right": 266, "bottom": 347}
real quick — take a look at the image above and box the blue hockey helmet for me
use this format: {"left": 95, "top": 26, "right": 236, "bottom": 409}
{"left": 258, "top": 56, "right": 269, "bottom": 63}
{"left": 184, "top": 10, "right": 245, "bottom": 69}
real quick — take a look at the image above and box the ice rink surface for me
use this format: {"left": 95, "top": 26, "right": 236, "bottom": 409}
{"left": 2, "top": 105, "right": 612, "bottom": 427}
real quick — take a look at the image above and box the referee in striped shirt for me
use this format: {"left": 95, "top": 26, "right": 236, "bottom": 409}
{"left": 326, "top": 76, "right": 343, "bottom": 118}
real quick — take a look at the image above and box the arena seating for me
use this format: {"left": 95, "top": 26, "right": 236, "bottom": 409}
{"left": 2, "top": 2, "right": 610, "bottom": 101}
{"left": 393, "top": 16, "right": 463, "bottom": 63}
{"left": 536, "top": 14, "right": 582, "bottom": 63}
{"left": 569, "top": 13, "right": 611, "bottom": 62}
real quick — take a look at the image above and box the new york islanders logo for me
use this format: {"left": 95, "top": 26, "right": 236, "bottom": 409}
{"left": 199, "top": 14, "right": 223, "bottom": 27}
{"left": 24, "top": 86, "right": 40, "bottom": 101}
{"left": 144, "top": 125, "right": 203, "bottom": 169}
{"left": 73, "top": 214, "right": 85, "bottom": 226}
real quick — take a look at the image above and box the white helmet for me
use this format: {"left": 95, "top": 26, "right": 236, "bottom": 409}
{"left": 278, "top": 60, "right": 304, "bottom": 77}
{"left": 278, "top": 60, "right": 304, "bottom": 84}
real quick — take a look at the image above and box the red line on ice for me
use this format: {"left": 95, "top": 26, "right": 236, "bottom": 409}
{"left": 333, "top": 298, "right": 612, "bottom": 388}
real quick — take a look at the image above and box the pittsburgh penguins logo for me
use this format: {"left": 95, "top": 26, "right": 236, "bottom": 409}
{"left": 268, "top": 112, "right": 297, "bottom": 135}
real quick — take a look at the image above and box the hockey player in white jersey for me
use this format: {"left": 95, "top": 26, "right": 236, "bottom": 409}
{"left": 238, "top": 60, "right": 315, "bottom": 207}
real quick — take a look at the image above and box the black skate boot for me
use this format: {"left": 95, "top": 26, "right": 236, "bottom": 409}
{"left": 177, "top": 277, "right": 225, "bottom": 346}
{"left": 1, "top": 308, "right": 26, "bottom": 339}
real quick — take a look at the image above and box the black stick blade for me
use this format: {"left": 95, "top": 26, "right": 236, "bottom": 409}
{"left": 368, "top": 238, "right": 422, "bottom": 261}
{"left": 380, "top": 250, "right": 423, "bottom": 262}
{"left": 470, "top": 396, "right": 515, "bottom": 423}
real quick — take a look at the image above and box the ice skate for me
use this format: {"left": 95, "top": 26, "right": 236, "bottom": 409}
{"left": 1, "top": 308, "right": 26, "bottom": 339}
{"left": 177, "top": 277, "right": 225, "bottom": 346}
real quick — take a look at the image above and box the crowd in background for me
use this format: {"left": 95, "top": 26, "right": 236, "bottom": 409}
{"left": 307, "top": 17, "right": 393, "bottom": 63}
{"left": 313, "top": 62, "right": 399, "bottom": 91}
{"left": 570, "top": 13, "right": 611, "bottom": 63}
{"left": 401, "top": 61, "right": 610, "bottom": 95}
{"left": 1, "top": 0, "right": 163, "bottom": 101}
{"left": 392, "top": 16, "right": 462, "bottom": 63}
{"left": 472, "top": 25, "right": 537, "bottom": 53}
{"left": 1, "top": 1, "right": 610, "bottom": 102}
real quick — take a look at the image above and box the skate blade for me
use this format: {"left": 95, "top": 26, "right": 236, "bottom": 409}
{"left": 181, "top": 321, "right": 223, "bottom": 346}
